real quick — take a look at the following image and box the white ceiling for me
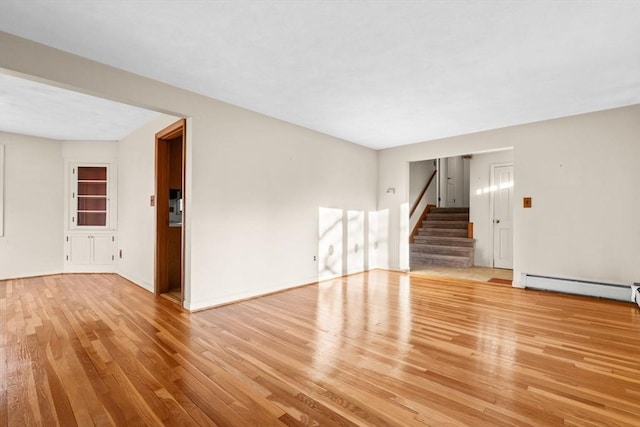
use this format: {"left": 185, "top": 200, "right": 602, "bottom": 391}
{"left": 1, "top": 1, "right": 639, "bottom": 149}
{"left": 0, "top": 73, "right": 159, "bottom": 141}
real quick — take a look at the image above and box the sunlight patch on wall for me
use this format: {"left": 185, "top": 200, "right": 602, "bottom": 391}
{"left": 475, "top": 180, "right": 513, "bottom": 195}
{"left": 347, "top": 210, "right": 365, "bottom": 274}
{"left": 318, "top": 207, "right": 343, "bottom": 280}
{"left": 319, "top": 207, "right": 390, "bottom": 279}
{"left": 368, "top": 211, "right": 378, "bottom": 270}
{"left": 375, "top": 209, "right": 389, "bottom": 270}
{"left": 399, "top": 202, "right": 409, "bottom": 271}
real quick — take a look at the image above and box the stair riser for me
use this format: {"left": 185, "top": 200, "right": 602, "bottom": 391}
{"left": 426, "top": 214, "right": 469, "bottom": 221}
{"left": 411, "top": 246, "right": 473, "bottom": 256}
{"left": 410, "top": 254, "right": 473, "bottom": 268}
{"left": 413, "top": 237, "right": 474, "bottom": 247}
{"left": 423, "top": 221, "right": 469, "bottom": 229}
{"left": 430, "top": 208, "right": 470, "bottom": 214}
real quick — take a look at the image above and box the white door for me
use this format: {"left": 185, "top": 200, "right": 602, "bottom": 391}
{"left": 446, "top": 156, "right": 465, "bottom": 207}
{"left": 492, "top": 164, "right": 514, "bottom": 269}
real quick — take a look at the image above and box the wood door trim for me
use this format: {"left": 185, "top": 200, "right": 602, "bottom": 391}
{"left": 157, "top": 119, "right": 186, "bottom": 140}
{"left": 155, "top": 119, "right": 186, "bottom": 302}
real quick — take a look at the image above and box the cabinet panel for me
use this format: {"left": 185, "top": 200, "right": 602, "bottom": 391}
{"left": 66, "top": 233, "right": 115, "bottom": 272}
{"left": 69, "top": 235, "right": 92, "bottom": 265}
{"left": 92, "top": 235, "right": 114, "bottom": 265}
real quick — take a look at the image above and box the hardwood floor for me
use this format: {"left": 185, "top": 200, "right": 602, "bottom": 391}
{"left": 1, "top": 271, "right": 639, "bottom": 426}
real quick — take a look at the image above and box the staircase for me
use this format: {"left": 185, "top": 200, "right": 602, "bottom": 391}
{"left": 410, "top": 207, "right": 474, "bottom": 268}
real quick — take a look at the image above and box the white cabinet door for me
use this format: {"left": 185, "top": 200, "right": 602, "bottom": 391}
{"left": 92, "top": 235, "right": 114, "bottom": 265}
{"left": 69, "top": 235, "right": 92, "bottom": 265}
{"left": 66, "top": 233, "right": 115, "bottom": 272}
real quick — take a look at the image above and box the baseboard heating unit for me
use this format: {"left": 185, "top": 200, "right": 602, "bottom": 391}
{"left": 522, "top": 274, "right": 637, "bottom": 304}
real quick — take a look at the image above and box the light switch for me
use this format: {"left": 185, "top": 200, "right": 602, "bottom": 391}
{"left": 523, "top": 197, "right": 532, "bottom": 208}
{"left": 150, "top": 195, "right": 155, "bottom": 206}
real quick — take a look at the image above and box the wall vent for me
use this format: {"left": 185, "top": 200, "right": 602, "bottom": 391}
{"left": 523, "top": 274, "right": 634, "bottom": 303}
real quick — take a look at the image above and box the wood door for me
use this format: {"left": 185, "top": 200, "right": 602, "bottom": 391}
{"left": 492, "top": 164, "right": 514, "bottom": 269}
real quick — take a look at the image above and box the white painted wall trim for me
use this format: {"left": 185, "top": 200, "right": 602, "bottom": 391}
{"left": 523, "top": 273, "right": 634, "bottom": 302}
{"left": 185, "top": 279, "right": 317, "bottom": 311}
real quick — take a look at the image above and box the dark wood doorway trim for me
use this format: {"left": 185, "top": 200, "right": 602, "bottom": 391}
{"left": 155, "top": 119, "right": 186, "bottom": 304}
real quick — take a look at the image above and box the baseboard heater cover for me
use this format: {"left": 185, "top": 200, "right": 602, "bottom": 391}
{"left": 523, "top": 274, "right": 635, "bottom": 303}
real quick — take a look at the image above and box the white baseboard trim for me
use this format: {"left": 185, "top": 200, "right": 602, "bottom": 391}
{"left": 523, "top": 273, "right": 633, "bottom": 302}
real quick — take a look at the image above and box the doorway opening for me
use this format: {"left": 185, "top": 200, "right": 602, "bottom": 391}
{"left": 409, "top": 150, "right": 514, "bottom": 285}
{"left": 155, "top": 119, "right": 186, "bottom": 304}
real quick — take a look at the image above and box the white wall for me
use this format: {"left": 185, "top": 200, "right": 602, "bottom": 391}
{"left": 469, "top": 149, "right": 514, "bottom": 267}
{"left": 4, "top": 33, "right": 637, "bottom": 297}
{"left": 0, "top": 132, "right": 63, "bottom": 279}
{"left": 408, "top": 159, "right": 437, "bottom": 233}
{"left": 409, "top": 159, "right": 436, "bottom": 205}
{"left": 514, "top": 107, "right": 640, "bottom": 286}
{"left": 116, "top": 114, "right": 181, "bottom": 291}
{"left": 0, "top": 33, "right": 378, "bottom": 309}
{"left": 190, "top": 108, "right": 377, "bottom": 308}
{"left": 379, "top": 105, "right": 640, "bottom": 286}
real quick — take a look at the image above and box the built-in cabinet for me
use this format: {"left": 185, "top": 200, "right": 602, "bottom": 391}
{"left": 64, "top": 160, "right": 117, "bottom": 272}
{"left": 65, "top": 232, "right": 116, "bottom": 271}
{"left": 72, "top": 165, "right": 110, "bottom": 228}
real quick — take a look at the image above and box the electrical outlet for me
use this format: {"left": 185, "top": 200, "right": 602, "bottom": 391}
{"left": 313, "top": 255, "right": 317, "bottom": 261}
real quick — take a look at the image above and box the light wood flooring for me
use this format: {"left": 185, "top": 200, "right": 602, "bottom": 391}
{"left": 1, "top": 271, "right": 639, "bottom": 426}
{"left": 411, "top": 265, "right": 513, "bottom": 283}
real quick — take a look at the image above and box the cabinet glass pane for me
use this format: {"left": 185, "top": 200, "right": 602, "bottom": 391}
{"left": 78, "top": 212, "right": 107, "bottom": 226}
{"left": 75, "top": 165, "right": 108, "bottom": 227}
{"left": 78, "top": 182, "right": 107, "bottom": 196}
{"left": 78, "top": 166, "right": 107, "bottom": 181}
{"left": 77, "top": 197, "right": 107, "bottom": 211}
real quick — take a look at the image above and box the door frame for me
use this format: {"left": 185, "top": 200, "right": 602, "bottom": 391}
{"left": 489, "top": 162, "right": 514, "bottom": 269}
{"left": 155, "top": 119, "right": 186, "bottom": 302}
